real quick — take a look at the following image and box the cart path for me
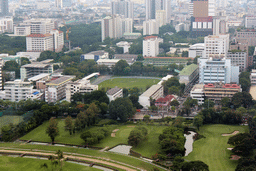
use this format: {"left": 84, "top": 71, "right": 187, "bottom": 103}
{"left": 0, "top": 149, "right": 137, "bottom": 171}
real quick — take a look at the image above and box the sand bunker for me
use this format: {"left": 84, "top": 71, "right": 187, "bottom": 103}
{"left": 222, "top": 131, "right": 239, "bottom": 136}
{"left": 227, "top": 148, "right": 233, "bottom": 151}
{"left": 111, "top": 129, "right": 119, "bottom": 137}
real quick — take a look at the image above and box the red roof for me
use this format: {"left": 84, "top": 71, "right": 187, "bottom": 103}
{"left": 144, "top": 36, "right": 158, "bottom": 40}
{"left": 59, "top": 31, "right": 63, "bottom": 33}
{"left": 204, "top": 83, "right": 240, "bottom": 89}
{"left": 27, "top": 34, "right": 52, "bottom": 38}
{"left": 144, "top": 57, "right": 191, "bottom": 59}
{"left": 155, "top": 95, "right": 175, "bottom": 103}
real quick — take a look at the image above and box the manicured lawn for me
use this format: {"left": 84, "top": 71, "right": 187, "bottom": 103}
{"left": 0, "top": 143, "right": 166, "bottom": 171}
{"left": 98, "top": 78, "right": 160, "bottom": 91}
{"left": 20, "top": 120, "right": 117, "bottom": 145}
{"left": 185, "top": 124, "right": 249, "bottom": 171}
{"left": 20, "top": 121, "right": 167, "bottom": 158}
{"left": 0, "top": 115, "right": 23, "bottom": 128}
{"left": 0, "top": 156, "right": 100, "bottom": 171}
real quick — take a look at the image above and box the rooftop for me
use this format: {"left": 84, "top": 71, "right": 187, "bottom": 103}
{"left": 46, "top": 76, "right": 74, "bottom": 86}
{"left": 123, "top": 32, "right": 141, "bottom": 36}
{"left": 140, "top": 84, "right": 162, "bottom": 97}
{"left": 155, "top": 95, "right": 175, "bottom": 103}
{"left": 85, "top": 50, "right": 107, "bottom": 56}
{"left": 27, "top": 33, "right": 52, "bottom": 38}
{"left": 107, "top": 87, "right": 122, "bottom": 95}
{"left": 144, "top": 36, "right": 158, "bottom": 40}
{"left": 21, "top": 62, "right": 52, "bottom": 68}
{"left": 179, "top": 64, "right": 198, "bottom": 76}
{"left": 28, "top": 73, "right": 50, "bottom": 81}
{"left": 204, "top": 83, "right": 241, "bottom": 89}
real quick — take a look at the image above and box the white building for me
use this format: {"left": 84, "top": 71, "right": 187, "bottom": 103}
{"left": 143, "top": 36, "right": 159, "bottom": 57}
{"left": 208, "top": 0, "right": 216, "bottom": 16}
{"left": 251, "top": 69, "right": 256, "bottom": 85}
{"left": 97, "top": 59, "right": 121, "bottom": 67}
{"left": 190, "top": 84, "right": 204, "bottom": 105}
{"left": 189, "top": 43, "right": 205, "bottom": 58}
{"left": 101, "top": 15, "right": 123, "bottom": 41}
{"left": 80, "top": 50, "right": 109, "bottom": 62}
{"left": 106, "top": 87, "right": 123, "bottom": 102}
{"left": 143, "top": 20, "right": 159, "bottom": 35}
{"left": 146, "top": 0, "right": 171, "bottom": 22}
{"left": 45, "top": 76, "right": 75, "bottom": 103}
{"left": 227, "top": 51, "right": 247, "bottom": 72}
{"left": 66, "top": 76, "right": 99, "bottom": 102}
{"left": 14, "top": 26, "right": 31, "bottom": 36}
{"left": 26, "top": 91, "right": 44, "bottom": 100}
{"left": 116, "top": 41, "right": 132, "bottom": 53}
{"left": 245, "top": 16, "right": 256, "bottom": 29}
{"left": 4, "top": 80, "right": 34, "bottom": 102}
{"left": 199, "top": 57, "right": 239, "bottom": 84}
{"left": 139, "top": 84, "right": 163, "bottom": 109}
{"left": 55, "top": 0, "right": 63, "bottom": 9}
{"left": 20, "top": 61, "right": 53, "bottom": 81}
{"left": 204, "top": 34, "right": 229, "bottom": 59}
{"left": 122, "top": 18, "right": 133, "bottom": 34}
{"left": 50, "top": 30, "right": 64, "bottom": 52}
{"left": 22, "top": 19, "right": 54, "bottom": 34}
{"left": 37, "top": 1, "right": 51, "bottom": 9}
{"left": 0, "top": 17, "right": 13, "bottom": 33}
{"left": 156, "top": 10, "right": 166, "bottom": 27}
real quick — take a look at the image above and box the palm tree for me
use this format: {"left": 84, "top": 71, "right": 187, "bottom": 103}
{"left": 56, "top": 150, "right": 64, "bottom": 170}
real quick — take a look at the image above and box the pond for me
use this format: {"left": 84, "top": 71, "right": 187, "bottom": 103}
{"left": 184, "top": 131, "right": 197, "bottom": 156}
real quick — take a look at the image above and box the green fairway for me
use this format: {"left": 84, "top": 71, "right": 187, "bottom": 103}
{"left": 20, "top": 120, "right": 117, "bottom": 145}
{"left": 0, "top": 115, "right": 23, "bottom": 128}
{"left": 98, "top": 78, "right": 160, "bottom": 91}
{"left": 0, "top": 156, "right": 100, "bottom": 171}
{"left": 185, "top": 124, "right": 249, "bottom": 171}
{"left": 20, "top": 121, "right": 167, "bottom": 158}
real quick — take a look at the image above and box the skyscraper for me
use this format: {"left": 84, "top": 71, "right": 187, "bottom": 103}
{"left": 0, "top": 0, "right": 9, "bottom": 16}
{"left": 145, "top": 0, "right": 171, "bottom": 22}
{"left": 111, "top": 0, "right": 134, "bottom": 19}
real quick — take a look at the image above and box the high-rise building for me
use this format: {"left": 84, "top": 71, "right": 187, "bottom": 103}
{"left": 0, "top": 0, "right": 9, "bottom": 16}
{"left": 146, "top": 0, "right": 171, "bottom": 23}
{"left": 236, "top": 29, "right": 256, "bottom": 46}
{"left": 204, "top": 34, "right": 229, "bottom": 59}
{"left": 143, "top": 19, "right": 159, "bottom": 35}
{"left": 213, "top": 16, "right": 228, "bottom": 35}
{"left": 55, "top": 0, "right": 63, "bottom": 8}
{"left": 22, "top": 19, "right": 54, "bottom": 34}
{"left": 122, "top": 18, "right": 133, "bottom": 34}
{"left": 156, "top": 10, "right": 166, "bottom": 27}
{"left": 0, "top": 16, "right": 12, "bottom": 33}
{"left": 143, "top": 36, "right": 159, "bottom": 57}
{"left": 101, "top": 15, "right": 124, "bottom": 41}
{"left": 111, "top": 0, "right": 134, "bottom": 19}
{"left": 245, "top": 16, "right": 256, "bottom": 29}
{"left": 199, "top": 57, "right": 239, "bottom": 84}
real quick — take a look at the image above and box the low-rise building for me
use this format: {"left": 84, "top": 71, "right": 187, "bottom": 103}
{"left": 14, "top": 25, "right": 31, "bottom": 36}
{"left": 139, "top": 84, "right": 163, "bottom": 109}
{"left": 143, "top": 57, "right": 191, "bottom": 66}
{"left": 20, "top": 61, "right": 53, "bottom": 81}
{"left": 113, "top": 54, "right": 137, "bottom": 65}
{"left": 190, "top": 84, "right": 204, "bottom": 105}
{"left": 80, "top": 50, "right": 109, "bottom": 62}
{"left": 203, "top": 82, "right": 242, "bottom": 104}
{"left": 26, "top": 91, "right": 44, "bottom": 100}
{"left": 45, "top": 75, "right": 75, "bottom": 103}
{"left": 179, "top": 64, "right": 199, "bottom": 85}
{"left": 106, "top": 87, "right": 123, "bottom": 102}
{"left": 4, "top": 80, "right": 34, "bottom": 102}
{"left": 116, "top": 41, "right": 132, "bottom": 53}
{"left": 123, "top": 32, "right": 141, "bottom": 39}
{"left": 155, "top": 95, "right": 176, "bottom": 111}
{"left": 66, "top": 76, "right": 99, "bottom": 102}
{"left": 188, "top": 43, "right": 205, "bottom": 58}
{"left": 97, "top": 59, "right": 121, "bottom": 68}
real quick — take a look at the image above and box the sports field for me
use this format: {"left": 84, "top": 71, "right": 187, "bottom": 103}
{"left": 0, "top": 156, "right": 100, "bottom": 171}
{"left": 185, "top": 124, "right": 249, "bottom": 171}
{"left": 0, "top": 115, "right": 23, "bottom": 128}
{"left": 98, "top": 78, "right": 160, "bottom": 91}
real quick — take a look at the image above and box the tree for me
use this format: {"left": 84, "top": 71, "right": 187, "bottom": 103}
{"left": 236, "top": 107, "right": 247, "bottom": 114}
{"left": 220, "top": 97, "right": 230, "bottom": 107}
{"left": 128, "top": 126, "right": 148, "bottom": 146}
{"left": 56, "top": 150, "right": 64, "bottom": 170}
{"left": 232, "top": 92, "right": 253, "bottom": 108}
{"left": 193, "top": 115, "right": 203, "bottom": 130}
{"left": 181, "top": 51, "right": 188, "bottom": 57}
{"left": 143, "top": 115, "right": 150, "bottom": 122}
{"left": 112, "top": 60, "right": 129, "bottom": 75}
{"left": 40, "top": 163, "right": 48, "bottom": 171}
{"left": 181, "top": 161, "right": 209, "bottom": 171}
{"left": 162, "top": 77, "right": 180, "bottom": 95}
{"left": 228, "top": 133, "right": 251, "bottom": 146}
{"left": 65, "top": 116, "right": 73, "bottom": 135}
{"left": 46, "top": 118, "right": 59, "bottom": 144}
{"left": 202, "top": 99, "right": 215, "bottom": 108}
{"left": 136, "top": 54, "right": 144, "bottom": 61}
{"left": 109, "top": 97, "right": 136, "bottom": 122}
{"left": 240, "top": 78, "right": 251, "bottom": 92}
{"left": 170, "top": 99, "right": 180, "bottom": 107}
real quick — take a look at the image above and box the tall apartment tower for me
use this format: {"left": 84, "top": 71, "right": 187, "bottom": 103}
{"left": 204, "top": 34, "right": 229, "bottom": 59}
{"left": 55, "top": 0, "right": 63, "bottom": 9}
{"left": 22, "top": 19, "right": 54, "bottom": 34}
{"left": 156, "top": 10, "right": 167, "bottom": 27}
{"left": 111, "top": 0, "right": 134, "bottom": 19}
{"left": 143, "top": 19, "right": 159, "bottom": 35}
{"left": 146, "top": 0, "right": 171, "bottom": 23}
{"left": 101, "top": 15, "right": 123, "bottom": 41}
{"left": 143, "top": 36, "right": 159, "bottom": 57}
{"left": 0, "top": 0, "right": 9, "bottom": 16}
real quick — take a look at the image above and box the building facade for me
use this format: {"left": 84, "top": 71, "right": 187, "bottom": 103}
{"left": 190, "top": 84, "right": 204, "bottom": 105}
{"left": 106, "top": 87, "right": 123, "bottom": 102}
{"left": 14, "top": 26, "right": 31, "bottom": 36}
{"left": 22, "top": 19, "right": 54, "bottom": 34}
{"left": 188, "top": 43, "right": 205, "bottom": 58}
{"left": 143, "top": 36, "right": 159, "bottom": 57}
{"left": 227, "top": 51, "right": 247, "bottom": 72}
{"left": 199, "top": 58, "right": 239, "bottom": 84}
{"left": 139, "top": 84, "right": 163, "bottom": 109}
{"left": 111, "top": 0, "right": 134, "bottom": 19}
{"left": 101, "top": 15, "right": 123, "bottom": 41}
{"left": 0, "top": 17, "right": 13, "bottom": 33}
{"left": 236, "top": 30, "right": 256, "bottom": 46}
{"left": 143, "top": 19, "right": 159, "bottom": 35}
